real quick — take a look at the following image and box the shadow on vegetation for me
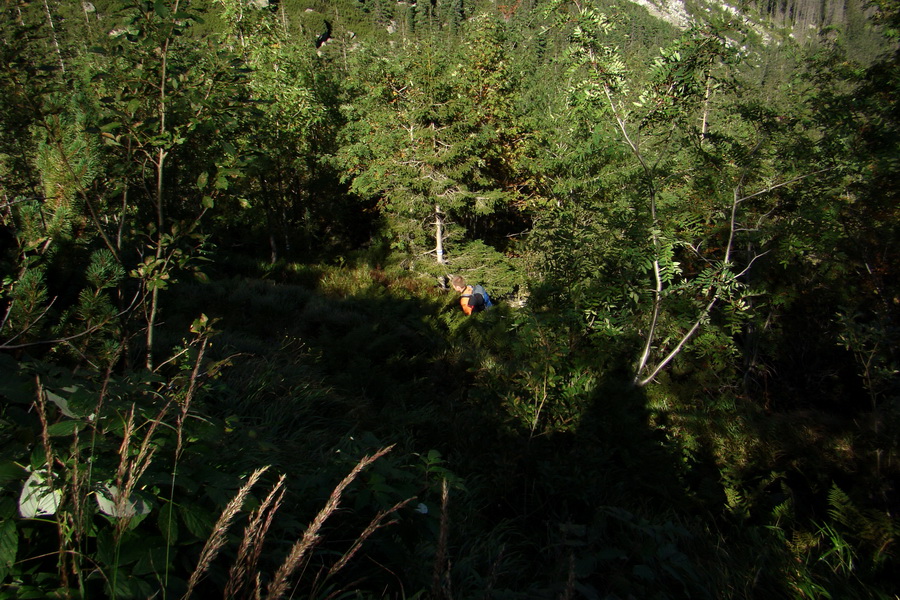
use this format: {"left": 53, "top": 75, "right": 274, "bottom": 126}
{"left": 156, "top": 260, "right": 684, "bottom": 595}
{"left": 149, "top": 256, "right": 897, "bottom": 598}
{"left": 647, "top": 365, "right": 900, "bottom": 597}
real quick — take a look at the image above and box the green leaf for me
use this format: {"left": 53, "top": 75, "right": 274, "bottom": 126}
{"left": 0, "top": 518, "right": 16, "bottom": 583}
{"left": 44, "top": 390, "right": 78, "bottom": 419}
{"left": 0, "top": 462, "right": 26, "bottom": 491}
{"left": 196, "top": 171, "right": 208, "bottom": 190}
{"left": 97, "top": 533, "right": 156, "bottom": 596}
{"left": 158, "top": 502, "right": 178, "bottom": 545}
{"left": 0, "top": 355, "right": 32, "bottom": 404}
{"left": 425, "top": 449, "right": 442, "bottom": 465}
{"left": 94, "top": 484, "right": 152, "bottom": 518}
{"left": 154, "top": 0, "right": 171, "bottom": 18}
{"left": 18, "top": 470, "right": 61, "bottom": 518}
{"left": 106, "top": 573, "right": 155, "bottom": 600}
{"left": 46, "top": 421, "right": 81, "bottom": 437}
{"left": 179, "top": 502, "right": 214, "bottom": 540}
{"left": 132, "top": 538, "right": 172, "bottom": 575}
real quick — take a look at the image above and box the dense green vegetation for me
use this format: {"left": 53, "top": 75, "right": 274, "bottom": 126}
{"left": 1, "top": 0, "right": 897, "bottom": 598}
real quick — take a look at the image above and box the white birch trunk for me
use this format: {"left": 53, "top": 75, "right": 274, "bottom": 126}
{"left": 435, "top": 203, "right": 444, "bottom": 264}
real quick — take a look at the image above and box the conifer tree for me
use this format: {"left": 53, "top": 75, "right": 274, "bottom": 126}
{"left": 336, "top": 16, "right": 528, "bottom": 285}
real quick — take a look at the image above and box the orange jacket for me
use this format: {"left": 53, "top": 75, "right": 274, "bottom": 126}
{"left": 458, "top": 286, "right": 475, "bottom": 316}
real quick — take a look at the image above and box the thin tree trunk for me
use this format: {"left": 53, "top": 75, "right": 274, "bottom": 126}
{"left": 700, "top": 73, "right": 712, "bottom": 142}
{"left": 145, "top": 148, "right": 166, "bottom": 370}
{"left": 280, "top": 0, "right": 289, "bottom": 36}
{"left": 145, "top": 0, "right": 180, "bottom": 370}
{"left": 435, "top": 203, "right": 444, "bottom": 264}
{"left": 260, "top": 178, "right": 279, "bottom": 264}
{"left": 602, "top": 85, "right": 664, "bottom": 384}
{"left": 42, "top": 0, "right": 65, "bottom": 74}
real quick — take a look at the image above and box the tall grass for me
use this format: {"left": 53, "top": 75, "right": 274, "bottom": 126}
{"left": 183, "top": 466, "right": 269, "bottom": 599}
{"left": 266, "top": 445, "right": 397, "bottom": 600}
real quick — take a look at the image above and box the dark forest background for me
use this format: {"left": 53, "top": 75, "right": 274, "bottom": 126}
{"left": 1, "top": 0, "right": 898, "bottom": 598}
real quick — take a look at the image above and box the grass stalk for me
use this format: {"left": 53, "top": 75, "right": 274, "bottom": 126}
{"left": 325, "top": 496, "right": 416, "bottom": 579}
{"left": 33, "top": 377, "right": 69, "bottom": 591}
{"left": 182, "top": 465, "right": 270, "bottom": 599}
{"left": 164, "top": 334, "right": 209, "bottom": 595}
{"left": 67, "top": 424, "right": 88, "bottom": 596}
{"left": 481, "top": 545, "right": 505, "bottom": 600}
{"left": 431, "top": 478, "right": 451, "bottom": 600}
{"left": 560, "top": 551, "right": 575, "bottom": 600}
{"left": 120, "top": 402, "right": 168, "bottom": 499}
{"left": 224, "top": 474, "right": 288, "bottom": 600}
{"left": 265, "top": 445, "right": 395, "bottom": 600}
{"left": 109, "top": 405, "right": 137, "bottom": 597}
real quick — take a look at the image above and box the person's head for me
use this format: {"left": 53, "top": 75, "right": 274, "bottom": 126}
{"left": 451, "top": 275, "right": 466, "bottom": 293}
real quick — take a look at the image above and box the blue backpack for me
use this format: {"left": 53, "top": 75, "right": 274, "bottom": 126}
{"left": 468, "top": 284, "right": 493, "bottom": 312}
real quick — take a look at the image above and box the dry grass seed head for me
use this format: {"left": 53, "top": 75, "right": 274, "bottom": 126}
{"left": 266, "top": 445, "right": 394, "bottom": 600}
{"left": 224, "top": 473, "right": 288, "bottom": 600}
{"left": 183, "top": 465, "right": 270, "bottom": 599}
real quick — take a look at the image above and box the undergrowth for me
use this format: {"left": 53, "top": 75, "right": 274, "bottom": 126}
{"left": 2, "top": 258, "right": 897, "bottom": 598}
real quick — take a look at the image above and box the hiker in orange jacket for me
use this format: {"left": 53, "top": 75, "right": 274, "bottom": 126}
{"left": 451, "top": 275, "right": 490, "bottom": 316}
